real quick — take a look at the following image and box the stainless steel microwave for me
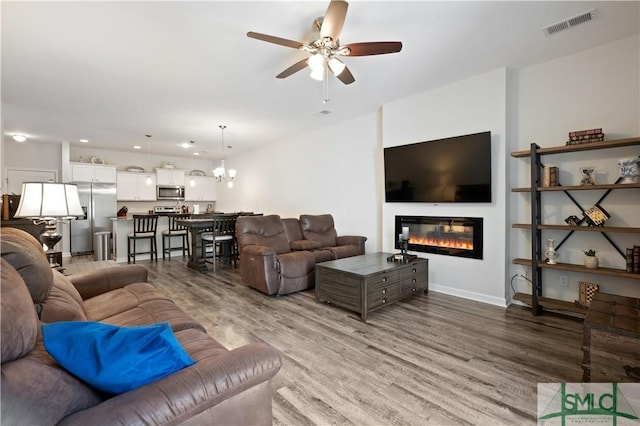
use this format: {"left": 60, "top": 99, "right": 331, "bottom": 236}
{"left": 156, "top": 185, "right": 185, "bottom": 200}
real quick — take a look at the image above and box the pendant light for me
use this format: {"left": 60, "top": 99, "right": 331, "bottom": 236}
{"left": 212, "top": 125, "right": 236, "bottom": 188}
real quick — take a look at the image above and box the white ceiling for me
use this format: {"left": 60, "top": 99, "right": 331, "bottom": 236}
{"left": 2, "top": 1, "right": 638, "bottom": 161}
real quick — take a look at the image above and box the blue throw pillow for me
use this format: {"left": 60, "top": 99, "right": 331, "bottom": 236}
{"left": 41, "top": 321, "right": 195, "bottom": 394}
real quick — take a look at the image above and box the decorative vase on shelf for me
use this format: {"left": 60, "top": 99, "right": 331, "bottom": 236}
{"left": 618, "top": 158, "right": 640, "bottom": 184}
{"left": 584, "top": 250, "right": 599, "bottom": 269}
{"left": 545, "top": 239, "right": 558, "bottom": 264}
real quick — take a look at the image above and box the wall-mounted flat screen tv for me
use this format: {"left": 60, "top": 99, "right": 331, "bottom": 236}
{"left": 384, "top": 131, "right": 492, "bottom": 203}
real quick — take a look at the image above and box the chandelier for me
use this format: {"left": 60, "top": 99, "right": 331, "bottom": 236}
{"left": 213, "top": 125, "right": 236, "bottom": 188}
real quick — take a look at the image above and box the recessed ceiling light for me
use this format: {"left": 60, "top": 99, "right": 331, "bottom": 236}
{"left": 193, "top": 152, "right": 200, "bottom": 156}
{"left": 12, "top": 134, "right": 27, "bottom": 142}
{"left": 180, "top": 142, "right": 191, "bottom": 149}
{"left": 133, "top": 145, "right": 142, "bottom": 150}
{"left": 79, "top": 139, "right": 89, "bottom": 143}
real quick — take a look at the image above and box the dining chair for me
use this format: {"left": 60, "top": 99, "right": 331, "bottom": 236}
{"left": 201, "top": 214, "right": 238, "bottom": 272}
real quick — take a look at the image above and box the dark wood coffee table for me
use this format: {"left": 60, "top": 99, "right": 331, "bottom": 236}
{"left": 315, "top": 252, "right": 428, "bottom": 321}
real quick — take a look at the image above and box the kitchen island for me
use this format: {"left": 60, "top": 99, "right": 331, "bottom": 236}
{"left": 111, "top": 213, "right": 220, "bottom": 263}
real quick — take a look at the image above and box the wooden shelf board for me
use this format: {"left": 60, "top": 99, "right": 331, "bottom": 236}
{"left": 512, "top": 258, "right": 640, "bottom": 279}
{"left": 511, "top": 224, "right": 640, "bottom": 233}
{"left": 511, "top": 137, "right": 640, "bottom": 158}
{"left": 512, "top": 292, "right": 588, "bottom": 317}
{"left": 512, "top": 183, "right": 640, "bottom": 192}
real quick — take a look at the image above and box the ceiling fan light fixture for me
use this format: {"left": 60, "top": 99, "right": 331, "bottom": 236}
{"left": 328, "top": 57, "right": 345, "bottom": 76}
{"left": 308, "top": 53, "right": 325, "bottom": 72}
{"left": 310, "top": 67, "right": 325, "bottom": 81}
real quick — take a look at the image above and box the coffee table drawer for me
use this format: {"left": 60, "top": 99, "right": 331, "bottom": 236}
{"left": 400, "top": 262, "right": 428, "bottom": 296}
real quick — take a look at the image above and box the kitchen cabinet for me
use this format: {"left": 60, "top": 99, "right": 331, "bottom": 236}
{"left": 116, "top": 172, "right": 157, "bottom": 201}
{"left": 156, "top": 169, "right": 185, "bottom": 186}
{"left": 184, "top": 176, "right": 216, "bottom": 201}
{"left": 70, "top": 163, "right": 116, "bottom": 183}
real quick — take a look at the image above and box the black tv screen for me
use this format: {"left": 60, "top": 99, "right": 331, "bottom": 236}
{"left": 384, "top": 131, "right": 492, "bottom": 203}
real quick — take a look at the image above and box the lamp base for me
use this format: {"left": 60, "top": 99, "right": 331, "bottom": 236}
{"left": 40, "top": 222, "right": 62, "bottom": 253}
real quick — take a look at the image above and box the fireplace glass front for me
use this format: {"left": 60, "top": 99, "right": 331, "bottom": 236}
{"left": 395, "top": 215, "right": 483, "bottom": 259}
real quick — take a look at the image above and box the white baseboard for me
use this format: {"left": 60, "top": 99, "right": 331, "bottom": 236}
{"left": 429, "top": 283, "right": 507, "bottom": 308}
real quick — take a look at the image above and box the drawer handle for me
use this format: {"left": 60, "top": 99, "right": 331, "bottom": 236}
{"left": 412, "top": 268, "right": 417, "bottom": 273}
{"left": 412, "top": 288, "right": 417, "bottom": 292}
{"left": 412, "top": 278, "right": 416, "bottom": 283}
{"left": 382, "top": 289, "right": 387, "bottom": 294}
{"left": 382, "top": 299, "right": 386, "bottom": 304}
{"left": 382, "top": 277, "right": 387, "bottom": 282}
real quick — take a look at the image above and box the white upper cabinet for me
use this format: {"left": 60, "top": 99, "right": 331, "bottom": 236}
{"left": 70, "top": 163, "right": 117, "bottom": 183}
{"left": 116, "top": 172, "right": 157, "bottom": 201}
{"left": 156, "top": 169, "right": 185, "bottom": 186}
{"left": 184, "top": 176, "right": 216, "bottom": 201}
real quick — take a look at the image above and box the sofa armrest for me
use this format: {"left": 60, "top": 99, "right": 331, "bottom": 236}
{"left": 69, "top": 265, "right": 149, "bottom": 300}
{"left": 240, "top": 245, "right": 280, "bottom": 295}
{"left": 57, "top": 342, "right": 282, "bottom": 426}
{"left": 337, "top": 235, "right": 367, "bottom": 253}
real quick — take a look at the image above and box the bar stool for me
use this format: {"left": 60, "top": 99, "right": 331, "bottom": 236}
{"left": 127, "top": 214, "right": 159, "bottom": 264}
{"left": 162, "top": 213, "right": 190, "bottom": 260}
{"left": 201, "top": 214, "right": 238, "bottom": 272}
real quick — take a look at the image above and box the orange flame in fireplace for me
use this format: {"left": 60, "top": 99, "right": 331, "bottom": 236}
{"left": 409, "top": 236, "right": 473, "bottom": 250}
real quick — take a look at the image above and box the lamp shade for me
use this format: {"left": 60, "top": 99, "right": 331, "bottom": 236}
{"left": 15, "top": 182, "right": 84, "bottom": 219}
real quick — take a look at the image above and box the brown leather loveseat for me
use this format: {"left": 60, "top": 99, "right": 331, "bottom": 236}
{"left": 236, "top": 214, "right": 366, "bottom": 295}
{"left": 1, "top": 227, "right": 282, "bottom": 425}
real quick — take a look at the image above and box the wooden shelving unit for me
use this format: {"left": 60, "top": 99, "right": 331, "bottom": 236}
{"left": 512, "top": 224, "right": 640, "bottom": 233}
{"left": 512, "top": 258, "right": 640, "bottom": 280}
{"left": 512, "top": 293, "right": 588, "bottom": 317}
{"left": 511, "top": 136, "right": 640, "bottom": 316}
{"left": 512, "top": 183, "right": 640, "bottom": 192}
{"left": 511, "top": 137, "right": 640, "bottom": 158}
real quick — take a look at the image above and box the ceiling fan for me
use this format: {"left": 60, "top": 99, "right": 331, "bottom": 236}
{"left": 247, "top": 0, "right": 402, "bottom": 85}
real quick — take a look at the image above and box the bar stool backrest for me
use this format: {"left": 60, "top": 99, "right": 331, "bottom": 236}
{"left": 133, "top": 215, "right": 159, "bottom": 235}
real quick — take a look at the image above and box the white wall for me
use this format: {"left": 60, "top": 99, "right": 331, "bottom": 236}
{"left": 218, "top": 113, "right": 382, "bottom": 252}
{"left": 382, "top": 68, "right": 508, "bottom": 306}
{"left": 510, "top": 34, "right": 640, "bottom": 300}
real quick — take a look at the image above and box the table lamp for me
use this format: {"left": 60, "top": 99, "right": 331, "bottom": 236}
{"left": 14, "top": 182, "right": 84, "bottom": 255}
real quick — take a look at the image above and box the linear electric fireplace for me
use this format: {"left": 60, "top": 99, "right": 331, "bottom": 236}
{"left": 395, "top": 215, "right": 483, "bottom": 259}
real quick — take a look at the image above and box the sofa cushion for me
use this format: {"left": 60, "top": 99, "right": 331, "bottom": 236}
{"left": 237, "top": 214, "right": 291, "bottom": 254}
{"left": 1, "top": 259, "right": 39, "bottom": 363}
{"left": 299, "top": 214, "right": 338, "bottom": 248}
{"left": 42, "top": 321, "right": 195, "bottom": 395}
{"left": 1, "top": 239, "right": 52, "bottom": 305}
{"left": 82, "top": 282, "right": 172, "bottom": 320}
{"left": 1, "top": 326, "right": 103, "bottom": 426}
{"left": 97, "top": 299, "right": 206, "bottom": 332}
{"left": 281, "top": 218, "right": 303, "bottom": 242}
{"left": 40, "top": 272, "right": 88, "bottom": 323}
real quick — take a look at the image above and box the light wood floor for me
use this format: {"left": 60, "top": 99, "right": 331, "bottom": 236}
{"left": 67, "top": 255, "right": 584, "bottom": 425}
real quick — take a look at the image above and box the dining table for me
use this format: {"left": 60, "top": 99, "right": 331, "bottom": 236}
{"left": 176, "top": 218, "right": 215, "bottom": 273}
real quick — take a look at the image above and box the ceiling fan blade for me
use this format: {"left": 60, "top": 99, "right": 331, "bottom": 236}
{"left": 320, "top": 0, "right": 348, "bottom": 41}
{"left": 247, "top": 31, "right": 304, "bottom": 49}
{"left": 341, "top": 41, "right": 403, "bottom": 56}
{"left": 276, "top": 58, "right": 309, "bottom": 79}
{"left": 334, "top": 65, "right": 355, "bottom": 85}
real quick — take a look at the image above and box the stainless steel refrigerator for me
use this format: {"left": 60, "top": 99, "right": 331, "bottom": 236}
{"left": 70, "top": 183, "right": 117, "bottom": 255}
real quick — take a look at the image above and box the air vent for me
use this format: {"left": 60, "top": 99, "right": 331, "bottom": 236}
{"left": 317, "top": 110, "right": 332, "bottom": 115}
{"left": 543, "top": 9, "right": 596, "bottom": 36}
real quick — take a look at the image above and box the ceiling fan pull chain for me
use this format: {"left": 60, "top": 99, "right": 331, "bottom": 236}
{"left": 322, "top": 64, "right": 330, "bottom": 104}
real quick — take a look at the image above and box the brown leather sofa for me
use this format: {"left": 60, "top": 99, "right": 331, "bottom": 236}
{"left": 236, "top": 214, "right": 366, "bottom": 295}
{"left": 1, "top": 227, "right": 282, "bottom": 425}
